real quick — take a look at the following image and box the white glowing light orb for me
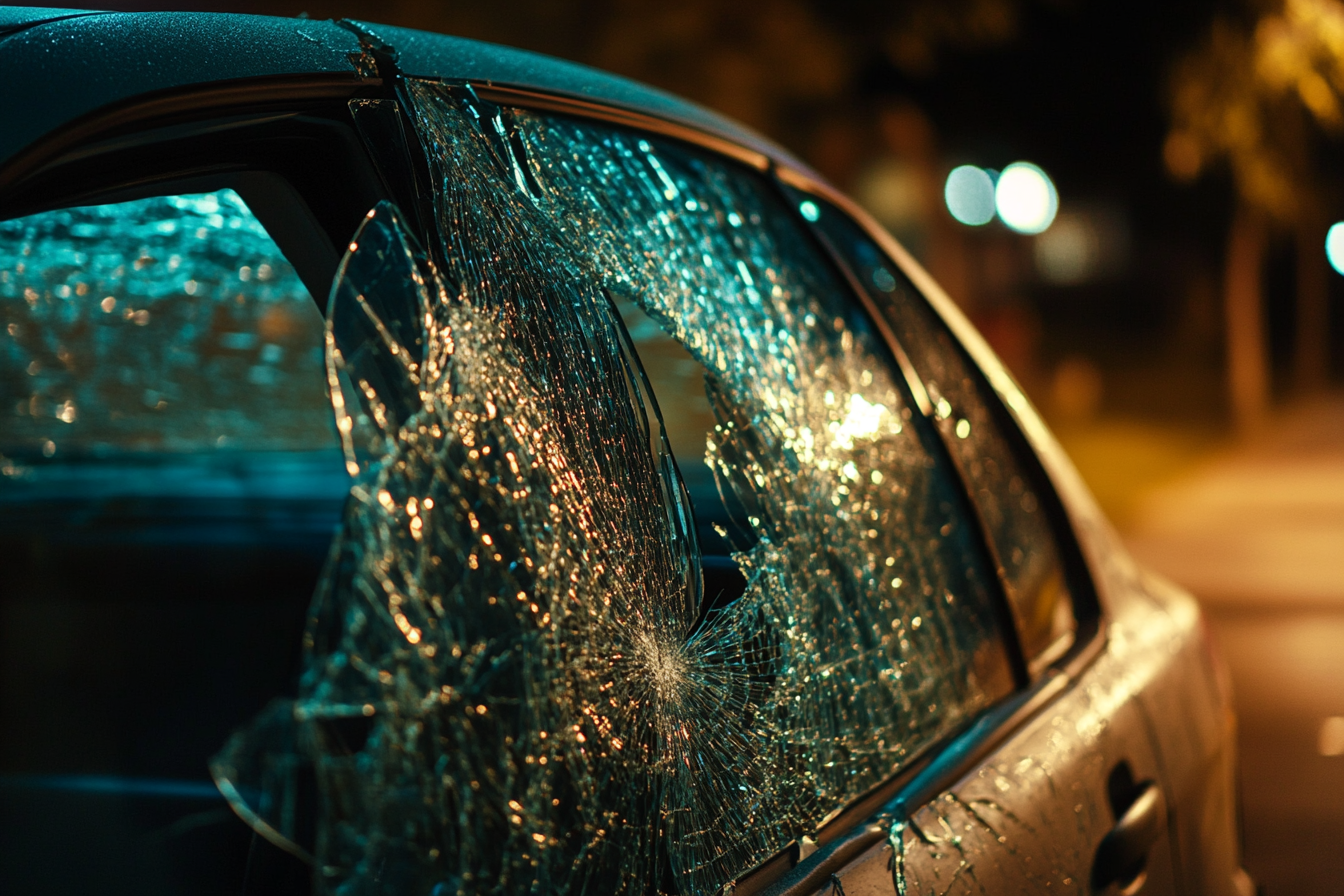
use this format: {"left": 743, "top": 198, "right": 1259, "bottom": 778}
{"left": 1326, "top": 222, "right": 1344, "bottom": 275}
{"left": 944, "top": 165, "right": 996, "bottom": 226}
{"left": 830, "top": 393, "right": 889, "bottom": 450}
{"left": 995, "top": 162, "right": 1058, "bottom": 234}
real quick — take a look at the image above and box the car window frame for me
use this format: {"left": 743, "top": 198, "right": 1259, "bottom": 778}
{"left": 434, "top": 81, "right": 1105, "bottom": 669}
{"left": 0, "top": 40, "right": 1104, "bottom": 654}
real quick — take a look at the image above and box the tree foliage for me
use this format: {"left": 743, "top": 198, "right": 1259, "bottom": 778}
{"left": 1167, "top": 0, "right": 1344, "bottom": 220}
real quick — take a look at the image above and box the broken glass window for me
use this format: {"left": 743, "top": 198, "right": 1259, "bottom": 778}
{"left": 215, "top": 84, "right": 1017, "bottom": 895}
{"left": 0, "top": 190, "right": 333, "bottom": 459}
{"left": 791, "top": 194, "right": 1076, "bottom": 671}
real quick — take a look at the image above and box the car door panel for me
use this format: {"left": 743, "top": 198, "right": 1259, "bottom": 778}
{"left": 829, "top": 628, "right": 1180, "bottom": 895}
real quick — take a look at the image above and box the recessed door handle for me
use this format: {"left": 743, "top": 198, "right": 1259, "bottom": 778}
{"left": 1091, "top": 781, "right": 1167, "bottom": 891}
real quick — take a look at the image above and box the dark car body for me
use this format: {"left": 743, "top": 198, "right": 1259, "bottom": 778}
{"left": 0, "top": 8, "right": 1250, "bottom": 896}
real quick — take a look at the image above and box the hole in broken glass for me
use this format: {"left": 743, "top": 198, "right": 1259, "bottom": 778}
{"left": 612, "top": 293, "right": 753, "bottom": 620}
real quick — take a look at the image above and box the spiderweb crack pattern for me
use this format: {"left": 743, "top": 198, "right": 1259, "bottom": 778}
{"left": 211, "top": 83, "right": 1009, "bottom": 896}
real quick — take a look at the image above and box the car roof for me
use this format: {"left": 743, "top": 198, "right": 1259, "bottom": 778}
{"left": 0, "top": 8, "right": 807, "bottom": 179}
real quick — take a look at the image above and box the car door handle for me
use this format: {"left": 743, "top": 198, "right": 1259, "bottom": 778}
{"left": 1091, "top": 781, "right": 1167, "bottom": 891}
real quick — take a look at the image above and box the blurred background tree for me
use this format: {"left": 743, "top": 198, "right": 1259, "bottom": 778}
{"left": 1166, "top": 0, "right": 1344, "bottom": 433}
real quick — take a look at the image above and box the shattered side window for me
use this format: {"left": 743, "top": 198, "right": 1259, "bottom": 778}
{"left": 794, "top": 193, "right": 1076, "bottom": 671}
{"left": 0, "top": 190, "right": 332, "bottom": 457}
{"left": 215, "top": 84, "right": 1014, "bottom": 896}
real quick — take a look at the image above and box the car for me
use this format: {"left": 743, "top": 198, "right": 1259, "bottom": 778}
{"left": 0, "top": 8, "right": 1253, "bottom": 896}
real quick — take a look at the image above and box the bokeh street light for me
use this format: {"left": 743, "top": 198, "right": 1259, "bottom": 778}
{"left": 944, "top": 165, "right": 997, "bottom": 225}
{"left": 1326, "top": 221, "right": 1344, "bottom": 275}
{"left": 995, "top": 162, "right": 1058, "bottom": 234}
{"left": 944, "top": 161, "right": 1058, "bottom": 234}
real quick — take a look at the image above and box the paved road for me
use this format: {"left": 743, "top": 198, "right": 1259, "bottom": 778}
{"left": 1124, "top": 396, "right": 1344, "bottom": 895}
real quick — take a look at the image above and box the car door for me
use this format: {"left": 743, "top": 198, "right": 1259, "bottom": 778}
{"left": 213, "top": 80, "right": 1205, "bottom": 896}
{"left": 0, "top": 41, "right": 1230, "bottom": 896}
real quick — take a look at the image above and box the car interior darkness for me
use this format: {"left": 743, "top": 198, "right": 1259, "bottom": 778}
{"left": 0, "top": 83, "right": 394, "bottom": 896}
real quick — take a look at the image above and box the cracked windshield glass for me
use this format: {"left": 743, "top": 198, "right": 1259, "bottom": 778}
{"left": 213, "top": 84, "right": 1016, "bottom": 896}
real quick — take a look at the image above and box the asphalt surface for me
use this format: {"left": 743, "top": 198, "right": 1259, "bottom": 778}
{"left": 1125, "top": 396, "right": 1344, "bottom": 896}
